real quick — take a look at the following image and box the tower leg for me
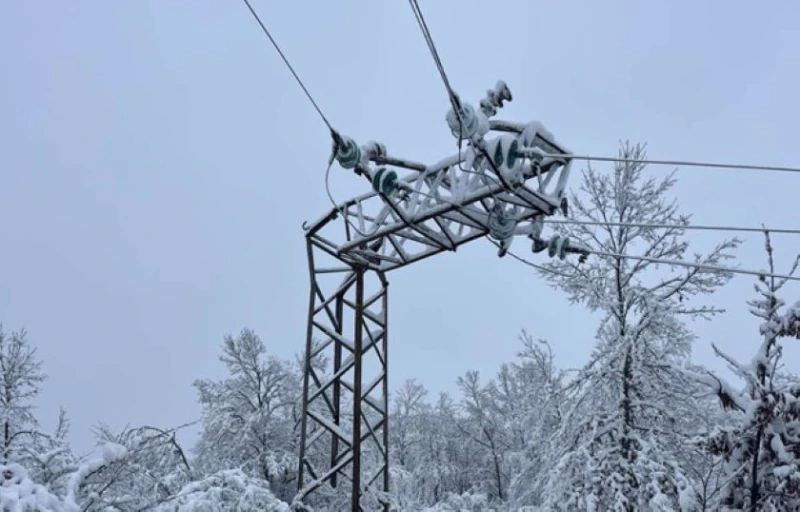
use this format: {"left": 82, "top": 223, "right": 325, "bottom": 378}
{"left": 297, "top": 237, "right": 390, "bottom": 511}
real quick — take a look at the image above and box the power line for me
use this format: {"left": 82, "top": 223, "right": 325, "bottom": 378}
{"left": 589, "top": 250, "right": 800, "bottom": 282}
{"left": 407, "top": 0, "right": 461, "bottom": 112}
{"left": 487, "top": 240, "right": 576, "bottom": 278}
{"left": 504, "top": 243, "right": 800, "bottom": 283}
{"left": 527, "top": 152, "right": 800, "bottom": 175}
{"left": 544, "top": 219, "right": 800, "bottom": 236}
{"left": 241, "top": 0, "right": 334, "bottom": 133}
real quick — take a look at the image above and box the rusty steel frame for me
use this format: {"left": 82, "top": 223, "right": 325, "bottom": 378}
{"left": 296, "top": 94, "right": 577, "bottom": 511}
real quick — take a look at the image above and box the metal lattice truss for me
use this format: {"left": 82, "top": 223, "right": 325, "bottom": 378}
{"left": 297, "top": 82, "right": 587, "bottom": 511}
{"left": 304, "top": 117, "right": 581, "bottom": 273}
{"left": 297, "top": 253, "right": 389, "bottom": 510}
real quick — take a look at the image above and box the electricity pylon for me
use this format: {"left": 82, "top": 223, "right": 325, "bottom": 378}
{"left": 296, "top": 82, "right": 588, "bottom": 511}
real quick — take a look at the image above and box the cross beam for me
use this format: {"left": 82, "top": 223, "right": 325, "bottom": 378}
{"left": 303, "top": 120, "right": 573, "bottom": 274}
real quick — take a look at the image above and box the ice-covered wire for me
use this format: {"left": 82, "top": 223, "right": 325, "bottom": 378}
{"left": 406, "top": 0, "right": 475, "bottom": 172}
{"left": 590, "top": 250, "right": 800, "bottom": 282}
{"left": 407, "top": 0, "right": 461, "bottom": 113}
{"left": 503, "top": 243, "right": 800, "bottom": 283}
{"left": 487, "top": 239, "right": 577, "bottom": 278}
{"left": 241, "top": 0, "right": 335, "bottom": 134}
{"left": 243, "top": 0, "right": 373, "bottom": 237}
{"left": 544, "top": 218, "right": 800, "bottom": 236}
{"left": 407, "top": 0, "right": 515, "bottom": 206}
{"left": 535, "top": 152, "right": 800, "bottom": 175}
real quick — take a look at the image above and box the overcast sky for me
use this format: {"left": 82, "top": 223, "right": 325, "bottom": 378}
{"left": 2, "top": 1, "right": 799, "bottom": 455}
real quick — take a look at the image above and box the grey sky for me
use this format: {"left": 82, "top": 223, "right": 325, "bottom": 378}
{"left": 2, "top": 1, "right": 799, "bottom": 455}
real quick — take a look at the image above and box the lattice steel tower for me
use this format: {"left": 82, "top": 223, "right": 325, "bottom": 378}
{"left": 296, "top": 82, "right": 587, "bottom": 511}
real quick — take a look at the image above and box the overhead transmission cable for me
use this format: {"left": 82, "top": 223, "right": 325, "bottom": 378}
{"left": 241, "top": 0, "right": 334, "bottom": 134}
{"left": 406, "top": 1, "right": 546, "bottom": 210}
{"left": 405, "top": 2, "right": 800, "bottom": 180}
{"left": 532, "top": 153, "right": 800, "bottom": 175}
{"left": 407, "top": 0, "right": 461, "bottom": 112}
{"left": 412, "top": 188, "right": 800, "bottom": 282}
{"left": 400, "top": 2, "right": 800, "bottom": 283}
{"left": 243, "top": 0, "right": 799, "bottom": 274}
{"left": 544, "top": 218, "right": 800, "bottom": 236}
{"left": 497, "top": 242, "right": 800, "bottom": 283}
{"left": 241, "top": 0, "right": 373, "bottom": 237}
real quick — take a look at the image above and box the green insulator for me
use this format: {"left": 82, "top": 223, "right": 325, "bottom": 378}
{"left": 489, "top": 136, "right": 523, "bottom": 171}
{"left": 372, "top": 167, "right": 399, "bottom": 195}
{"left": 493, "top": 142, "right": 504, "bottom": 167}
{"left": 558, "top": 237, "right": 570, "bottom": 260}
{"left": 507, "top": 139, "right": 520, "bottom": 169}
{"left": 546, "top": 235, "right": 572, "bottom": 259}
{"left": 547, "top": 235, "right": 559, "bottom": 258}
{"left": 336, "top": 137, "right": 361, "bottom": 169}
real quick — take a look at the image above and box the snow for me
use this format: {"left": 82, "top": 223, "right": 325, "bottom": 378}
{"left": 101, "top": 442, "right": 127, "bottom": 462}
{"left": 155, "top": 470, "right": 289, "bottom": 512}
{"left": 0, "top": 464, "right": 70, "bottom": 512}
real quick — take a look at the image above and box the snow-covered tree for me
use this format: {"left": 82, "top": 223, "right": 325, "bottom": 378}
{"left": 387, "top": 333, "right": 567, "bottom": 510}
{"left": 388, "top": 382, "right": 475, "bottom": 508}
{"left": 24, "top": 408, "right": 78, "bottom": 497}
{"left": 0, "top": 325, "right": 82, "bottom": 500}
{"left": 0, "top": 326, "right": 46, "bottom": 465}
{"left": 62, "top": 424, "right": 194, "bottom": 510}
{"left": 454, "top": 370, "right": 509, "bottom": 503}
{"left": 0, "top": 463, "right": 67, "bottom": 511}
{"left": 504, "top": 333, "right": 566, "bottom": 508}
{"left": 192, "top": 328, "right": 300, "bottom": 502}
{"left": 535, "top": 142, "right": 739, "bottom": 510}
{"left": 690, "top": 231, "right": 800, "bottom": 511}
{"left": 154, "top": 469, "right": 289, "bottom": 511}
{"left": 391, "top": 379, "right": 430, "bottom": 470}
{"left": 668, "top": 377, "right": 739, "bottom": 510}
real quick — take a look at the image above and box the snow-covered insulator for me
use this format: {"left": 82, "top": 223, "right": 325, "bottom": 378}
{"left": 371, "top": 167, "right": 399, "bottom": 196}
{"left": 446, "top": 102, "right": 482, "bottom": 141}
{"left": 479, "top": 81, "right": 512, "bottom": 117}
{"left": 335, "top": 136, "right": 362, "bottom": 169}
{"left": 547, "top": 235, "right": 571, "bottom": 260}
{"left": 487, "top": 204, "right": 516, "bottom": 242}
{"left": 362, "top": 140, "right": 387, "bottom": 159}
{"left": 485, "top": 135, "right": 524, "bottom": 183}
